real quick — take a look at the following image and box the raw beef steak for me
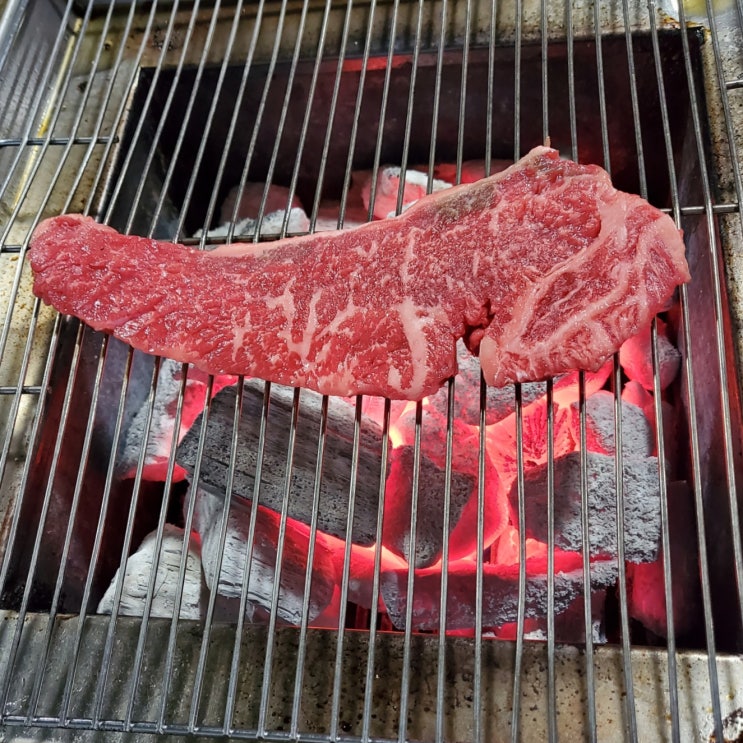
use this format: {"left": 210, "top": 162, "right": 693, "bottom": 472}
{"left": 29, "top": 147, "right": 689, "bottom": 400}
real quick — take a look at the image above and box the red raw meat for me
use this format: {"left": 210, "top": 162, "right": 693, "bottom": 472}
{"left": 29, "top": 147, "right": 689, "bottom": 401}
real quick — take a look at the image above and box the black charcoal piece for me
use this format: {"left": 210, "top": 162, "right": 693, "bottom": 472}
{"left": 176, "top": 382, "right": 384, "bottom": 545}
{"left": 510, "top": 451, "right": 661, "bottom": 563}
{"left": 382, "top": 445, "right": 475, "bottom": 568}
{"left": 380, "top": 559, "right": 617, "bottom": 631}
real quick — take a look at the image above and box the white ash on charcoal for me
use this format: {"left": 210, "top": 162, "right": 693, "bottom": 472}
{"left": 426, "top": 340, "right": 550, "bottom": 425}
{"left": 567, "top": 391, "right": 654, "bottom": 460}
{"left": 510, "top": 451, "right": 662, "bottom": 563}
{"left": 389, "top": 406, "right": 509, "bottom": 561}
{"left": 194, "top": 181, "right": 310, "bottom": 238}
{"left": 191, "top": 487, "right": 337, "bottom": 625}
{"left": 358, "top": 166, "right": 451, "bottom": 220}
{"left": 493, "top": 589, "right": 609, "bottom": 644}
{"left": 381, "top": 445, "right": 476, "bottom": 568}
{"left": 313, "top": 179, "right": 370, "bottom": 232}
{"left": 219, "top": 182, "right": 303, "bottom": 222}
{"left": 380, "top": 555, "right": 617, "bottom": 632}
{"left": 117, "top": 358, "right": 236, "bottom": 482}
{"left": 176, "top": 381, "right": 384, "bottom": 545}
{"left": 619, "top": 319, "right": 681, "bottom": 391}
{"left": 97, "top": 525, "right": 202, "bottom": 619}
{"left": 196, "top": 209, "right": 310, "bottom": 239}
{"left": 627, "top": 481, "right": 702, "bottom": 639}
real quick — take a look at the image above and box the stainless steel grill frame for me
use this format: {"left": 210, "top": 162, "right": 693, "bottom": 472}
{"left": 1, "top": 0, "right": 743, "bottom": 740}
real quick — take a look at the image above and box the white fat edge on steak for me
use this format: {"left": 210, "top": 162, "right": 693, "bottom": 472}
{"left": 268, "top": 284, "right": 322, "bottom": 364}
{"left": 482, "top": 189, "right": 640, "bottom": 381}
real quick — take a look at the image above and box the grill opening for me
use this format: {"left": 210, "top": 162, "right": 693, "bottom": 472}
{"left": 5, "top": 28, "right": 743, "bottom": 653}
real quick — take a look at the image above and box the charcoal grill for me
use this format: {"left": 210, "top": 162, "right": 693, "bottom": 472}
{"left": 2, "top": 0, "right": 743, "bottom": 739}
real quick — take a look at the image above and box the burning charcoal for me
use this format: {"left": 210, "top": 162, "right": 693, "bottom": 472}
{"left": 196, "top": 209, "right": 310, "bottom": 239}
{"left": 359, "top": 166, "right": 451, "bottom": 220}
{"left": 619, "top": 319, "right": 681, "bottom": 391}
{"left": 494, "top": 589, "right": 609, "bottom": 644}
{"left": 510, "top": 451, "right": 662, "bottom": 563}
{"left": 568, "top": 391, "right": 654, "bottom": 460}
{"left": 193, "top": 487, "right": 337, "bottom": 625}
{"left": 313, "top": 194, "right": 369, "bottom": 232}
{"left": 219, "top": 182, "right": 303, "bottom": 223}
{"left": 487, "top": 401, "right": 575, "bottom": 486}
{"left": 380, "top": 556, "right": 617, "bottom": 631}
{"left": 390, "top": 407, "right": 509, "bottom": 560}
{"left": 117, "top": 359, "right": 236, "bottom": 481}
{"left": 433, "top": 158, "right": 512, "bottom": 184}
{"left": 627, "top": 481, "right": 702, "bottom": 639}
{"left": 427, "top": 339, "right": 548, "bottom": 425}
{"left": 382, "top": 445, "right": 475, "bottom": 568}
{"left": 176, "top": 382, "right": 384, "bottom": 544}
{"left": 97, "top": 525, "right": 202, "bottom": 619}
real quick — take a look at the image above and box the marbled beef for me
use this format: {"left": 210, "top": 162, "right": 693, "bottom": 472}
{"left": 28, "top": 147, "right": 690, "bottom": 400}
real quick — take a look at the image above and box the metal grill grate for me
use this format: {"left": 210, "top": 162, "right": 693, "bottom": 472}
{"left": 2, "top": 0, "right": 743, "bottom": 740}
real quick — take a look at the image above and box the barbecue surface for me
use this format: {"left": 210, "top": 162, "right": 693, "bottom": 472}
{"left": 2, "top": 0, "right": 743, "bottom": 741}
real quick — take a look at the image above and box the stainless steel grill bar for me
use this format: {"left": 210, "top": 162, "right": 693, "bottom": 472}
{"left": 0, "top": 321, "right": 86, "bottom": 714}
{"left": 360, "top": 398, "right": 391, "bottom": 743}
{"left": 306, "top": 0, "right": 355, "bottom": 231}
{"left": 364, "top": 0, "right": 402, "bottom": 224}
{"left": 328, "top": 395, "right": 366, "bottom": 740}
{"left": 257, "top": 386, "right": 302, "bottom": 735}
{"left": 91, "top": 356, "right": 162, "bottom": 725}
{"left": 484, "top": 0, "right": 495, "bottom": 180}
{"left": 472, "top": 374, "right": 487, "bottom": 743}
{"left": 592, "top": 0, "right": 611, "bottom": 172}
{"left": 647, "top": 6, "right": 725, "bottom": 741}
{"left": 289, "top": 393, "right": 330, "bottom": 738}
{"left": 394, "top": 6, "right": 425, "bottom": 739}
{"left": 124, "top": 0, "right": 205, "bottom": 236}
{"left": 545, "top": 381, "right": 557, "bottom": 742}
{"left": 435, "top": 378, "right": 456, "bottom": 743}
{"left": 611, "top": 354, "right": 638, "bottom": 742}
{"left": 220, "top": 380, "right": 270, "bottom": 734}
{"left": 124, "top": 368, "right": 190, "bottom": 728}
{"left": 82, "top": 0, "right": 162, "bottom": 215}
{"left": 0, "top": 136, "right": 115, "bottom": 146}
{"left": 513, "top": 0, "right": 522, "bottom": 160}
{"left": 25, "top": 330, "right": 110, "bottom": 722}
{"left": 189, "top": 380, "right": 245, "bottom": 734}
{"left": 278, "top": 0, "right": 334, "bottom": 237}
{"left": 223, "top": 0, "right": 290, "bottom": 244}
{"left": 564, "top": 0, "right": 577, "bottom": 160}
{"left": 509, "top": 384, "right": 527, "bottom": 743}
{"left": 147, "top": 0, "right": 230, "bottom": 239}
{"left": 425, "top": 0, "right": 448, "bottom": 195}
{"left": 56, "top": 341, "right": 133, "bottom": 722}
{"left": 159, "top": 382, "right": 214, "bottom": 731}
{"left": 101, "top": 0, "right": 186, "bottom": 227}
{"left": 693, "top": 0, "right": 743, "bottom": 631}
{"left": 397, "top": 399, "right": 423, "bottom": 743}
{"left": 335, "top": 0, "right": 380, "bottom": 231}
{"left": 454, "top": 0, "right": 471, "bottom": 185}
{"left": 249, "top": 1, "right": 314, "bottom": 240}
{"left": 578, "top": 373, "right": 597, "bottom": 741}
{"left": 0, "top": 0, "right": 75, "bottom": 206}
{"left": 196, "top": 1, "right": 266, "bottom": 242}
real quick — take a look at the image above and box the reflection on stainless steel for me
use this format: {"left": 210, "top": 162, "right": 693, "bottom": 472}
{"left": 1, "top": 0, "right": 743, "bottom": 740}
